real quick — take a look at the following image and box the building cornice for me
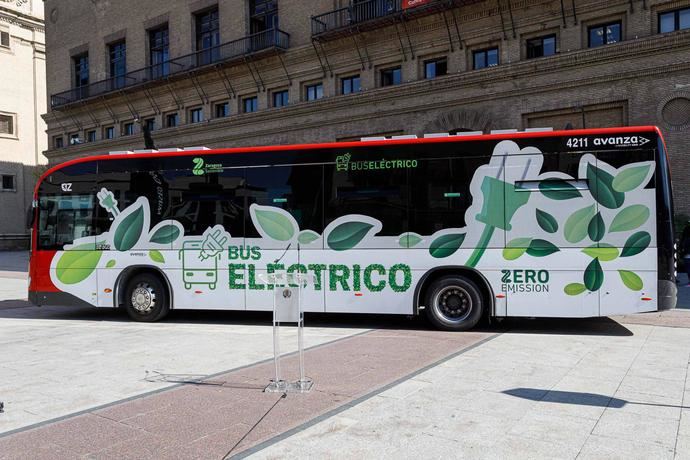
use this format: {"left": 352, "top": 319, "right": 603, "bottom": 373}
{"left": 0, "top": 6, "right": 44, "bottom": 33}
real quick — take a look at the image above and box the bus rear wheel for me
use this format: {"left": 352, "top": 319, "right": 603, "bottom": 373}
{"left": 125, "top": 273, "right": 169, "bottom": 322}
{"left": 425, "top": 275, "right": 483, "bottom": 331}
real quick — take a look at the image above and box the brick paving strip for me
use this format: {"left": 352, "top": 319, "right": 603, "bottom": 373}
{"left": 0, "top": 329, "right": 496, "bottom": 459}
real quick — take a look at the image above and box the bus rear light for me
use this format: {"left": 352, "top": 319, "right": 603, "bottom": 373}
{"left": 641, "top": 297, "right": 653, "bottom": 301}
{"left": 195, "top": 290, "right": 203, "bottom": 294}
{"left": 103, "top": 288, "right": 112, "bottom": 293}
{"left": 496, "top": 294, "right": 506, "bottom": 299}
{"left": 355, "top": 292, "right": 363, "bottom": 297}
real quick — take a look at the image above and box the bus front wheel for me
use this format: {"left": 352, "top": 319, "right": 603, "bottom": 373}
{"left": 425, "top": 275, "right": 483, "bottom": 331}
{"left": 125, "top": 273, "right": 170, "bottom": 322}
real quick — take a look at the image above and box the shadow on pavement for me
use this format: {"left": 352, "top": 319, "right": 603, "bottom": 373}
{"left": 0, "top": 300, "right": 634, "bottom": 336}
{"left": 504, "top": 387, "right": 690, "bottom": 410}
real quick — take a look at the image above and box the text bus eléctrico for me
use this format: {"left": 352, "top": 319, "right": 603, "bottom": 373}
{"left": 28, "top": 126, "right": 677, "bottom": 330}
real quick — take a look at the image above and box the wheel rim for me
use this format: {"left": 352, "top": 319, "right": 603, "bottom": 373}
{"left": 432, "top": 285, "right": 472, "bottom": 326}
{"left": 131, "top": 283, "right": 157, "bottom": 314}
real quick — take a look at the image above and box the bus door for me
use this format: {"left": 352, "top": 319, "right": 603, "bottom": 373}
{"left": 593, "top": 149, "right": 658, "bottom": 316}
{"left": 504, "top": 149, "right": 599, "bottom": 317}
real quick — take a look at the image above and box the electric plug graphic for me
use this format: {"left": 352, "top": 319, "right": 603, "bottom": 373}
{"left": 466, "top": 152, "right": 534, "bottom": 268}
{"left": 97, "top": 188, "right": 120, "bottom": 217}
{"left": 199, "top": 227, "right": 229, "bottom": 261}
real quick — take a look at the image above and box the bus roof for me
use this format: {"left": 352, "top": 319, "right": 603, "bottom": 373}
{"left": 38, "top": 125, "right": 663, "bottom": 195}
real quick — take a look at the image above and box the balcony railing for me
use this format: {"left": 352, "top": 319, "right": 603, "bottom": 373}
{"left": 311, "top": 0, "right": 479, "bottom": 40}
{"left": 51, "top": 29, "right": 290, "bottom": 109}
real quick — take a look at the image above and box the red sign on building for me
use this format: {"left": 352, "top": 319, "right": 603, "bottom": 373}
{"left": 403, "top": 0, "right": 432, "bottom": 9}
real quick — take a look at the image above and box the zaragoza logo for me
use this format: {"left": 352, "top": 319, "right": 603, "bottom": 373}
{"left": 192, "top": 157, "right": 205, "bottom": 176}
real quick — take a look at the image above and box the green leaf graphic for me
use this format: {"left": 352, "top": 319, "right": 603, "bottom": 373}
{"left": 526, "top": 239, "right": 560, "bottom": 257}
{"left": 149, "top": 250, "right": 164, "bottom": 263}
{"left": 536, "top": 209, "right": 558, "bottom": 233}
{"left": 113, "top": 205, "right": 145, "bottom": 251}
{"left": 150, "top": 225, "right": 180, "bottom": 244}
{"left": 582, "top": 244, "right": 619, "bottom": 261}
{"left": 619, "top": 270, "right": 643, "bottom": 291}
{"left": 429, "top": 233, "right": 466, "bottom": 258}
{"left": 609, "top": 205, "right": 650, "bottom": 233}
{"left": 539, "top": 179, "right": 582, "bottom": 200}
{"left": 56, "top": 244, "right": 102, "bottom": 285}
{"left": 105, "top": 259, "right": 116, "bottom": 268}
{"left": 254, "top": 208, "right": 296, "bottom": 241}
{"left": 564, "top": 283, "right": 587, "bottom": 296}
{"left": 584, "top": 258, "right": 604, "bottom": 292}
{"left": 297, "top": 230, "right": 319, "bottom": 245}
{"left": 587, "top": 163, "right": 625, "bottom": 209}
{"left": 588, "top": 212, "right": 605, "bottom": 242}
{"left": 327, "top": 221, "right": 375, "bottom": 251}
{"left": 564, "top": 205, "right": 596, "bottom": 244}
{"left": 620, "top": 231, "right": 652, "bottom": 257}
{"left": 612, "top": 165, "right": 651, "bottom": 193}
{"left": 398, "top": 232, "right": 423, "bottom": 248}
{"left": 503, "top": 237, "right": 532, "bottom": 260}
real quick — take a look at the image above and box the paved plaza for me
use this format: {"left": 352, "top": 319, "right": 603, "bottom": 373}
{"left": 2, "top": 251, "right": 690, "bottom": 459}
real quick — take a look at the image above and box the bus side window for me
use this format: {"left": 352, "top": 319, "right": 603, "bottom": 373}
{"left": 409, "top": 157, "right": 487, "bottom": 235}
{"left": 167, "top": 168, "right": 246, "bottom": 238}
{"left": 323, "top": 163, "right": 408, "bottom": 237}
{"left": 244, "top": 164, "right": 324, "bottom": 237}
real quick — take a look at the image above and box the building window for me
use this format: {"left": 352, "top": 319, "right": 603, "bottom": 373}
{"left": 123, "top": 122, "right": 134, "bottom": 136}
{"left": 659, "top": 8, "right": 690, "bottom": 33}
{"left": 109, "top": 40, "right": 127, "bottom": 89}
{"left": 86, "top": 130, "right": 96, "bottom": 142}
{"left": 69, "top": 132, "right": 81, "bottom": 145}
{"left": 144, "top": 118, "right": 155, "bottom": 132}
{"left": 250, "top": 0, "right": 278, "bottom": 34}
{"left": 215, "top": 102, "right": 230, "bottom": 118}
{"left": 380, "top": 66, "right": 402, "bottom": 87}
{"left": 526, "top": 34, "right": 557, "bottom": 59}
{"left": 341, "top": 75, "right": 361, "bottom": 95}
{"left": 473, "top": 47, "right": 499, "bottom": 69}
{"left": 1, "top": 174, "right": 15, "bottom": 191}
{"left": 149, "top": 25, "right": 169, "bottom": 78}
{"left": 53, "top": 136, "right": 64, "bottom": 148}
{"left": 305, "top": 83, "right": 323, "bottom": 101}
{"left": 165, "top": 113, "right": 179, "bottom": 127}
{"left": 424, "top": 58, "right": 447, "bottom": 79}
{"left": 272, "top": 90, "right": 289, "bottom": 108}
{"left": 243, "top": 96, "right": 258, "bottom": 113}
{"left": 104, "top": 126, "right": 115, "bottom": 139}
{"left": 196, "top": 8, "right": 220, "bottom": 65}
{"left": 0, "top": 31, "right": 9, "bottom": 48}
{"left": 73, "top": 53, "right": 89, "bottom": 90}
{"left": 190, "top": 107, "right": 204, "bottom": 123}
{"left": 0, "top": 114, "right": 14, "bottom": 135}
{"left": 588, "top": 21, "right": 621, "bottom": 47}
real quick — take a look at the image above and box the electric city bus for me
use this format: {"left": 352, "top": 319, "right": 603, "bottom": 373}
{"left": 28, "top": 126, "right": 677, "bottom": 330}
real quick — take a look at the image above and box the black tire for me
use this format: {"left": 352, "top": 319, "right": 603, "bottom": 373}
{"left": 425, "top": 275, "right": 483, "bottom": 331}
{"left": 124, "top": 273, "right": 170, "bottom": 322}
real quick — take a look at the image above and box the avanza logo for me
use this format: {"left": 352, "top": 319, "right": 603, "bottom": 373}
{"left": 593, "top": 136, "right": 651, "bottom": 148}
{"left": 192, "top": 157, "right": 205, "bottom": 176}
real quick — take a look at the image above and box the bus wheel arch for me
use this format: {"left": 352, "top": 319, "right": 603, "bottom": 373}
{"left": 114, "top": 266, "right": 173, "bottom": 321}
{"left": 414, "top": 267, "right": 494, "bottom": 330}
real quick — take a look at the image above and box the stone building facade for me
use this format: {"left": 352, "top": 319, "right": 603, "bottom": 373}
{"left": 0, "top": 0, "right": 46, "bottom": 249}
{"left": 44, "top": 0, "right": 690, "bottom": 216}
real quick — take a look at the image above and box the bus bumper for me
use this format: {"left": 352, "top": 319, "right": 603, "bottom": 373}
{"left": 658, "top": 280, "right": 678, "bottom": 311}
{"left": 29, "top": 291, "right": 95, "bottom": 308}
